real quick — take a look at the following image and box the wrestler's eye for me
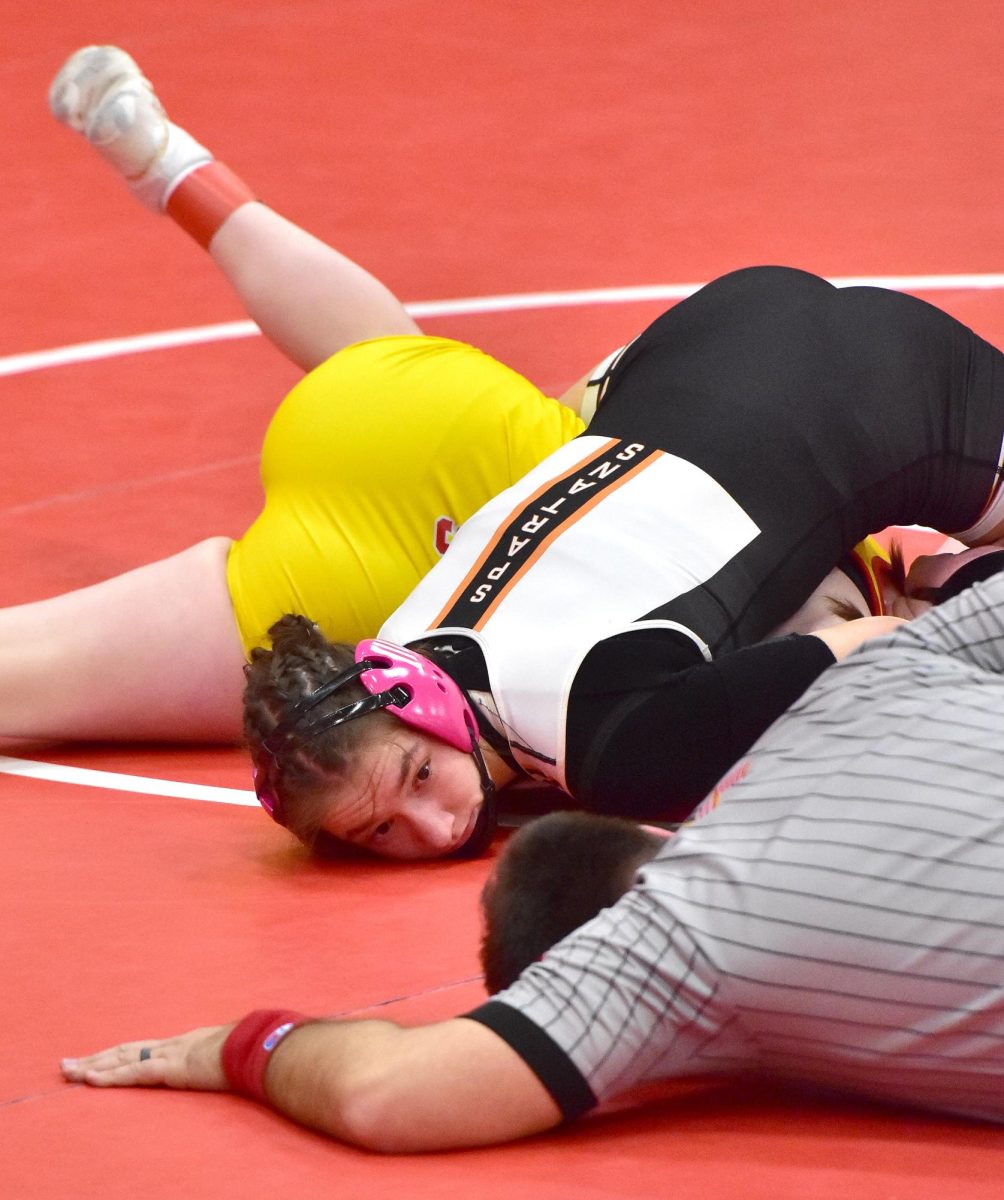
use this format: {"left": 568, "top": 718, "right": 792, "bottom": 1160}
{"left": 416, "top": 761, "right": 431, "bottom": 784}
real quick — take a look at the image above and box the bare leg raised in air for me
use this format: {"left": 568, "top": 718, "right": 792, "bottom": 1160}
{"left": 49, "top": 46, "right": 420, "bottom": 367}
{"left": 0, "top": 47, "right": 420, "bottom": 744}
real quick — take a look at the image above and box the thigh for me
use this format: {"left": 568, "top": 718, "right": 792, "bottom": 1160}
{"left": 0, "top": 538, "right": 246, "bottom": 742}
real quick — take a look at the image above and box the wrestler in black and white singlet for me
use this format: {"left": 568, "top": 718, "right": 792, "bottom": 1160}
{"left": 381, "top": 267, "right": 1004, "bottom": 820}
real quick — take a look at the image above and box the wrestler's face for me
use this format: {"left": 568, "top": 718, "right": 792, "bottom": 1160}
{"left": 889, "top": 545, "right": 1004, "bottom": 619}
{"left": 320, "top": 730, "right": 485, "bottom": 860}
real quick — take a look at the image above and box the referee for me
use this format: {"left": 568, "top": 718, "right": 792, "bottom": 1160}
{"left": 62, "top": 568, "right": 1004, "bottom": 1148}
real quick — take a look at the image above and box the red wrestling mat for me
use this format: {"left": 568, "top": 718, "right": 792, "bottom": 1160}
{"left": 3, "top": 2, "right": 1004, "bottom": 1196}
{"left": 5, "top": 778, "right": 1004, "bottom": 1200}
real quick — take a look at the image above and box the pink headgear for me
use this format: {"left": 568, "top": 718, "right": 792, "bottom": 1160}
{"left": 354, "top": 638, "right": 481, "bottom": 752}
{"left": 252, "top": 638, "right": 496, "bottom": 853}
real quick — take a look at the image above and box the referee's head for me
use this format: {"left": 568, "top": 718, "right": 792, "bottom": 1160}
{"left": 479, "top": 813, "right": 664, "bottom": 993}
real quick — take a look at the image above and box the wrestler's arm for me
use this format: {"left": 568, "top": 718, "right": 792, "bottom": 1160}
{"left": 809, "top": 615, "right": 907, "bottom": 659}
{"left": 569, "top": 618, "right": 905, "bottom": 823}
{"left": 61, "top": 1017, "right": 561, "bottom": 1153}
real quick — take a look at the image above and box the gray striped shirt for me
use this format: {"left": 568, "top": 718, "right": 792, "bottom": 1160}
{"left": 469, "top": 571, "right": 1004, "bottom": 1122}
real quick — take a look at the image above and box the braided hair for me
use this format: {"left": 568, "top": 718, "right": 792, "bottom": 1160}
{"left": 243, "top": 614, "right": 397, "bottom": 849}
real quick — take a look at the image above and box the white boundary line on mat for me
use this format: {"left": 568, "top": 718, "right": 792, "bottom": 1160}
{"left": 0, "top": 754, "right": 257, "bottom": 806}
{"left": 2, "top": 272, "right": 1003, "bottom": 378}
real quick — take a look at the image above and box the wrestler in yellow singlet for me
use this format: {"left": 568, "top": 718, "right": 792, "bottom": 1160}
{"left": 226, "top": 336, "right": 584, "bottom": 654}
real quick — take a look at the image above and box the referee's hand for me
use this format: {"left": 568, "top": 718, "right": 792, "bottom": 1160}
{"left": 60, "top": 1024, "right": 232, "bottom": 1090}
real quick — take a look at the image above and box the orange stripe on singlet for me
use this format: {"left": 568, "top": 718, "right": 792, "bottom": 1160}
{"left": 429, "top": 438, "right": 619, "bottom": 627}
{"left": 431, "top": 442, "right": 661, "bottom": 632}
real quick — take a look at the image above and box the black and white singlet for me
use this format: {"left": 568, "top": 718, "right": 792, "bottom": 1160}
{"left": 381, "top": 266, "right": 1004, "bottom": 819}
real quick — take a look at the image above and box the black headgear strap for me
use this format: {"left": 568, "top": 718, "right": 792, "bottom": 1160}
{"left": 260, "top": 659, "right": 408, "bottom": 758}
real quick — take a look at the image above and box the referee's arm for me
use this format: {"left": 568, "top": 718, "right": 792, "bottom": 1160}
{"left": 62, "top": 1015, "right": 563, "bottom": 1152}
{"left": 263, "top": 1017, "right": 562, "bottom": 1151}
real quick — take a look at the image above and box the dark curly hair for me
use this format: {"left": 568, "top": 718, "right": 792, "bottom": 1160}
{"left": 479, "top": 812, "right": 664, "bottom": 993}
{"left": 243, "top": 614, "right": 397, "bottom": 850}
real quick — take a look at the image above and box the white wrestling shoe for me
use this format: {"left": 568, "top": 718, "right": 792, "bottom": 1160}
{"left": 49, "top": 45, "right": 212, "bottom": 211}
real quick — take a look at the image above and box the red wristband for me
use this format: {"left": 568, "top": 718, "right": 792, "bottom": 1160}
{"left": 221, "top": 1008, "right": 311, "bottom": 1103}
{"left": 165, "top": 160, "right": 256, "bottom": 249}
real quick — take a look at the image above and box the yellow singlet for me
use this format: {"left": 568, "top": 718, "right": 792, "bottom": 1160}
{"left": 845, "top": 534, "right": 893, "bottom": 616}
{"left": 226, "top": 336, "right": 584, "bottom": 654}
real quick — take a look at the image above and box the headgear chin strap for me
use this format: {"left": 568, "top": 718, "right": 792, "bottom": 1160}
{"left": 252, "top": 638, "right": 497, "bottom": 855}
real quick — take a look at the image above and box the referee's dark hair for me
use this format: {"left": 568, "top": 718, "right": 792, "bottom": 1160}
{"left": 479, "top": 812, "right": 664, "bottom": 993}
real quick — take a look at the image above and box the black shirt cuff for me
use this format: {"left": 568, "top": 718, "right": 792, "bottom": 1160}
{"left": 461, "top": 1000, "right": 597, "bottom": 1121}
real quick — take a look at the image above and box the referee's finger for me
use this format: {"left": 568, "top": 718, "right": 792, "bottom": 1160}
{"left": 82, "top": 1057, "right": 169, "bottom": 1088}
{"left": 61, "top": 1039, "right": 167, "bottom": 1086}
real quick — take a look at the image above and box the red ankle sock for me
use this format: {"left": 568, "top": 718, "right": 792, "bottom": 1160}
{"left": 165, "top": 161, "right": 256, "bottom": 250}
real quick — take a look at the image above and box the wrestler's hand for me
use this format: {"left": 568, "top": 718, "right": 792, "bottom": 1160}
{"left": 811, "top": 615, "right": 908, "bottom": 661}
{"left": 60, "top": 1024, "right": 233, "bottom": 1091}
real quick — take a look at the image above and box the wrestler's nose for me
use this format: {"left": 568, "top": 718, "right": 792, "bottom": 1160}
{"left": 402, "top": 799, "right": 456, "bottom": 853}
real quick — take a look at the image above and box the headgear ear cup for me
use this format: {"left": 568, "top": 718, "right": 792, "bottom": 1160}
{"left": 355, "top": 639, "right": 481, "bottom": 751}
